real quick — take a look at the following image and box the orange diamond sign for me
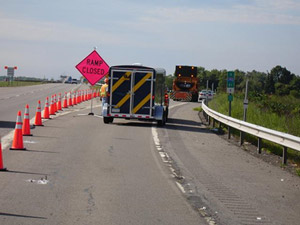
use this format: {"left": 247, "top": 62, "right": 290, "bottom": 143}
{"left": 76, "top": 50, "right": 109, "bottom": 86}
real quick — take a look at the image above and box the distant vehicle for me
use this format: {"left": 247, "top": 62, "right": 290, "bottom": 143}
{"left": 198, "top": 90, "right": 213, "bottom": 102}
{"left": 64, "top": 76, "right": 72, "bottom": 84}
{"left": 71, "top": 79, "right": 78, "bottom": 84}
{"left": 102, "top": 65, "right": 169, "bottom": 126}
{"left": 170, "top": 65, "right": 199, "bottom": 102}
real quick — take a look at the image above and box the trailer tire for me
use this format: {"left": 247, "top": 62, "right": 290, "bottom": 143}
{"left": 103, "top": 117, "right": 110, "bottom": 124}
{"left": 165, "top": 108, "right": 168, "bottom": 122}
{"left": 157, "top": 111, "right": 166, "bottom": 127}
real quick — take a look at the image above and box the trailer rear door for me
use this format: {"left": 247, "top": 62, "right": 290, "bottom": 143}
{"left": 109, "top": 69, "right": 154, "bottom": 117}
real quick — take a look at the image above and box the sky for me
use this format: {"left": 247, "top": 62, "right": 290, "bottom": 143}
{"left": 0, "top": 0, "right": 300, "bottom": 79}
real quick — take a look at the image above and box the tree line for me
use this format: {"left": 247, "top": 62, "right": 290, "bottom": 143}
{"left": 166, "top": 65, "right": 300, "bottom": 98}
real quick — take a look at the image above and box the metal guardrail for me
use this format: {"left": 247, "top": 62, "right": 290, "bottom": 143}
{"left": 202, "top": 102, "right": 300, "bottom": 164}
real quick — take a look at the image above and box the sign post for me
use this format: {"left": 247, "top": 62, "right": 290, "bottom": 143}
{"left": 76, "top": 49, "right": 109, "bottom": 115}
{"left": 227, "top": 71, "right": 235, "bottom": 139}
{"left": 240, "top": 79, "right": 249, "bottom": 145}
{"left": 4, "top": 66, "right": 17, "bottom": 85}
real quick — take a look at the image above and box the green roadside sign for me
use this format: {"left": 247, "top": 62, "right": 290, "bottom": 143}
{"left": 227, "top": 71, "right": 235, "bottom": 94}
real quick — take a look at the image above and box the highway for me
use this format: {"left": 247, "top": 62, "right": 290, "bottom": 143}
{"left": 0, "top": 84, "right": 300, "bottom": 225}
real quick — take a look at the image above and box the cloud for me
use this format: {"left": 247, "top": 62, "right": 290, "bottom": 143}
{"left": 255, "top": 0, "right": 300, "bottom": 11}
{"left": 138, "top": 1, "right": 300, "bottom": 25}
{"left": 0, "top": 12, "right": 124, "bottom": 45}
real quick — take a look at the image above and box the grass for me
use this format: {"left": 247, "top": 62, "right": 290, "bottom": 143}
{"left": 209, "top": 93, "right": 300, "bottom": 136}
{"left": 193, "top": 106, "right": 202, "bottom": 112}
{"left": 296, "top": 168, "right": 300, "bottom": 177}
{"left": 0, "top": 81, "right": 44, "bottom": 87}
{"left": 208, "top": 92, "right": 300, "bottom": 167}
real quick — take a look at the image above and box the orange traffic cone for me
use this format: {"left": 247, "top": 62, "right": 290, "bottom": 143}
{"left": 73, "top": 92, "right": 77, "bottom": 105}
{"left": 10, "top": 111, "right": 26, "bottom": 150}
{"left": 88, "top": 90, "right": 91, "bottom": 100}
{"left": 80, "top": 91, "right": 83, "bottom": 103}
{"left": 22, "top": 104, "right": 32, "bottom": 136}
{"left": 68, "top": 92, "right": 73, "bottom": 106}
{"left": 54, "top": 94, "right": 58, "bottom": 113}
{"left": 77, "top": 91, "right": 81, "bottom": 104}
{"left": 34, "top": 100, "right": 43, "bottom": 126}
{"left": 85, "top": 90, "right": 88, "bottom": 101}
{"left": 50, "top": 96, "right": 56, "bottom": 115}
{"left": 63, "top": 92, "right": 68, "bottom": 108}
{"left": 0, "top": 137, "right": 7, "bottom": 171}
{"left": 57, "top": 93, "right": 62, "bottom": 111}
{"left": 43, "top": 97, "right": 50, "bottom": 119}
{"left": 82, "top": 90, "right": 85, "bottom": 101}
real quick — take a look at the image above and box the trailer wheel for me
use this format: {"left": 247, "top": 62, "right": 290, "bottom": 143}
{"left": 103, "top": 117, "right": 110, "bottom": 124}
{"left": 157, "top": 120, "right": 164, "bottom": 127}
{"left": 165, "top": 108, "right": 169, "bottom": 122}
{"left": 157, "top": 112, "right": 166, "bottom": 127}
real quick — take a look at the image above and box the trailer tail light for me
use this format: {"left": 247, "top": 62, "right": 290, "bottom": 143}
{"left": 164, "top": 93, "right": 169, "bottom": 106}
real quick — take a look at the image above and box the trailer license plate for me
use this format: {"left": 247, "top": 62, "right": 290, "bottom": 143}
{"left": 112, "top": 108, "right": 120, "bottom": 113}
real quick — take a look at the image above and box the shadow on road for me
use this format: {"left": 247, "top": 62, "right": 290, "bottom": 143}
{"left": 114, "top": 121, "right": 153, "bottom": 128}
{"left": 0, "top": 212, "right": 47, "bottom": 219}
{"left": 6, "top": 170, "right": 48, "bottom": 176}
{"left": 23, "top": 149, "right": 60, "bottom": 154}
{"left": 167, "top": 118, "right": 202, "bottom": 126}
{"left": 0, "top": 121, "right": 15, "bottom": 129}
{"left": 160, "top": 117, "right": 211, "bottom": 134}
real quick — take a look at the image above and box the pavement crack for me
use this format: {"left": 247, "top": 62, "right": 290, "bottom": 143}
{"left": 84, "top": 186, "right": 96, "bottom": 215}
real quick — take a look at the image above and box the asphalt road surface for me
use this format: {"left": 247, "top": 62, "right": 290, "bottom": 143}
{"left": 0, "top": 98, "right": 205, "bottom": 225}
{"left": 0, "top": 83, "right": 87, "bottom": 138}
{"left": 0, "top": 93, "right": 299, "bottom": 225}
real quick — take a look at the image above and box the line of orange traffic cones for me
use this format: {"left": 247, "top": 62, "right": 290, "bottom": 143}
{"left": 0, "top": 89, "right": 100, "bottom": 171}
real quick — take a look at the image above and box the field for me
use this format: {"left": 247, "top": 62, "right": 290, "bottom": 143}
{"left": 0, "top": 81, "right": 44, "bottom": 87}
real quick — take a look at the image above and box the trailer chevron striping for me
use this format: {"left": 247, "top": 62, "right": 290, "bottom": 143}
{"left": 132, "top": 93, "right": 151, "bottom": 114}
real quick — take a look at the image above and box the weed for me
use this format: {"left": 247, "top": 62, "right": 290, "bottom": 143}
{"left": 296, "top": 168, "right": 300, "bottom": 176}
{"left": 193, "top": 107, "right": 202, "bottom": 112}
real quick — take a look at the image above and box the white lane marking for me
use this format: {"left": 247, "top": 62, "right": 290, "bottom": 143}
{"left": 2, "top": 130, "right": 14, "bottom": 150}
{"left": 151, "top": 102, "right": 189, "bottom": 193}
{"left": 176, "top": 182, "right": 186, "bottom": 194}
{"left": 26, "top": 179, "right": 49, "bottom": 185}
{"left": 159, "top": 152, "right": 169, "bottom": 163}
{"left": 23, "top": 140, "right": 37, "bottom": 144}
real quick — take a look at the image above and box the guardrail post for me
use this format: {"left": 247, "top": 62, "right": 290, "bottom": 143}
{"left": 240, "top": 131, "right": 244, "bottom": 146}
{"left": 208, "top": 116, "right": 211, "bottom": 125}
{"left": 218, "top": 121, "right": 222, "bottom": 134}
{"left": 213, "top": 119, "right": 215, "bottom": 128}
{"left": 282, "top": 146, "right": 287, "bottom": 165}
{"left": 257, "top": 138, "right": 262, "bottom": 154}
{"left": 228, "top": 126, "right": 231, "bottom": 139}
